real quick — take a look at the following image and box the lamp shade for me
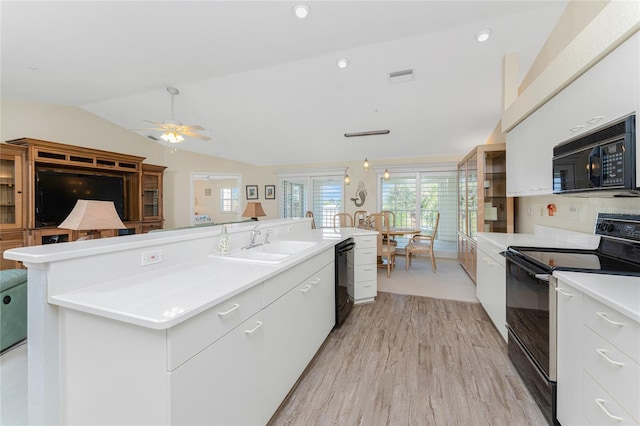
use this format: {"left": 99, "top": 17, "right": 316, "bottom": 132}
{"left": 58, "top": 200, "right": 126, "bottom": 231}
{"left": 241, "top": 202, "right": 266, "bottom": 220}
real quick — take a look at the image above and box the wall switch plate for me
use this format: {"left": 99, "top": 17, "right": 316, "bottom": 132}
{"left": 142, "top": 249, "right": 163, "bottom": 266}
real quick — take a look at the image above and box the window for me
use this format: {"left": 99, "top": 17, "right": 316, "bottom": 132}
{"left": 378, "top": 165, "right": 458, "bottom": 250}
{"left": 220, "top": 187, "right": 239, "bottom": 213}
{"left": 278, "top": 169, "right": 344, "bottom": 227}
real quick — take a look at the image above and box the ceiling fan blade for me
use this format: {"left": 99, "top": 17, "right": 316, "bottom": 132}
{"left": 182, "top": 131, "right": 212, "bottom": 141}
{"left": 179, "top": 124, "right": 205, "bottom": 131}
{"left": 130, "top": 128, "right": 165, "bottom": 131}
{"left": 142, "top": 119, "right": 166, "bottom": 127}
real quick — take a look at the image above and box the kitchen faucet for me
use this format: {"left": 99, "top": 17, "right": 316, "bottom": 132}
{"left": 243, "top": 224, "right": 262, "bottom": 249}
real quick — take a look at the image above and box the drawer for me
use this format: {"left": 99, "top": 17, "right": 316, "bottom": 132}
{"left": 354, "top": 247, "right": 376, "bottom": 265}
{"left": 583, "top": 371, "right": 638, "bottom": 426}
{"left": 354, "top": 264, "right": 376, "bottom": 282}
{"left": 355, "top": 280, "right": 376, "bottom": 300}
{"left": 354, "top": 235, "right": 376, "bottom": 249}
{"left": 583, "top": 295, "right": 640, "bottom": 364}
{"left": 167, "top": 283, "right": 263, "bottom": 370}
{"left": 583, "top": 325, "right": 640, "bottom": 421}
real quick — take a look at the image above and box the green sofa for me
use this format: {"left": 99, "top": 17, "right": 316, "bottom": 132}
{"left": 0, "top": 269, "right": 27, "bottom": 353}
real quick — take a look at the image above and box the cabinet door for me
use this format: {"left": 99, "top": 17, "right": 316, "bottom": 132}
{"left": 170, "top": 313, "right": 264, "bottom": 426}
{"left": 476, "top": 246, "right": 506, "bottom": 342}
{"left": 0, "top": 150, "right": 24, "bottom": 230}
{"left": 262, "top": 262, "right": 335, "bottom": 419}
{"left": 0, "top": 231, "right": 25, "bottom": 270}
{"left": 556, "top": 280, "right": 583, "bottom": 426}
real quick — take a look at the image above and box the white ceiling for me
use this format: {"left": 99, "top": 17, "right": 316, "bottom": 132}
{"left": 1, "top": 1, "right": 567, "bottom": 166}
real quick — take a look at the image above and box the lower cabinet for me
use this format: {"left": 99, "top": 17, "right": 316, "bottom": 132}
{"left": 476, "top": 237, "right": 506, "bottom": 342}
{"left": 556, "top": 278, "right": 640, "bottom": 425}
{"left": 350, "top": 234, "right": 377, "bottom": 304}
{"left": 59, "top": 248, "right": 336, "bottom": 425}
{"left": 458, "top": 232, "right": 477, "bottom": 283}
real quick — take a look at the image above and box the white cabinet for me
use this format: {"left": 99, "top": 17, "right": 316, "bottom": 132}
{"left": 263, "top": 258, "right": 335, "bottom": 417}
{"left": 476, "top": 237, "right": 507, "bottom": 342}
{"left": 556, "top": 278, "right": 640, "bottom": 425}
{"left": 58, "top": 248, "right": 336, "bottom": 425}
{"left": 350, "top": 234, "right": 377, "bottom": 304}
{"left": 170, "top": 313, "right": 265, "bottom": 426}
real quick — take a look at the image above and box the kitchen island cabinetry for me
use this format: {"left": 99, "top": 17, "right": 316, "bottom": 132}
{"left": 57, "top": 246, "right": 335, "bottom": 425}
{"left": 349, "top": 233, "right": 377, "bottom": 304}
{"left": 476, "top": 235, "right": 507, "bottom": 342}
{"left": 555, "top": 273, "right": 640, "bottom": 426}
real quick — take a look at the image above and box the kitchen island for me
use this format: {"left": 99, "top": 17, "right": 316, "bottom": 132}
{"left": 5, "top": 219, "right": 376, "bottom": 425}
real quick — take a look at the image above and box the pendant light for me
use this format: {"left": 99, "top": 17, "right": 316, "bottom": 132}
{"left": 383, "top": 169, "right": 390, "bottom": 180}
{"left": 344, "top": 167, "right": 351, "bottom": 185}
{"left": 363, "top": 158, "right": 370, "bottom": 171}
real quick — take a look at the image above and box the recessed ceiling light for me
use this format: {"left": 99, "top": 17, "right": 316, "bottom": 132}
{"left": 336, "top": 57, "right": 350, "bottom": 69}
{"left": 475, "top": 28, "right": 492, "bottom": 42}
{"left": 293, "top": 4, "right": 309, "bottom": 19}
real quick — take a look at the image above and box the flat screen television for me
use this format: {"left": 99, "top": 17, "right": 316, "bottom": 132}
{"left": 35, "top": 169, "right": 126, "bottom": 227}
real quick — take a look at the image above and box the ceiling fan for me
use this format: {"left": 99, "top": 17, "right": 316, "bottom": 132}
{"left": 139, "top": 87, "right": 211, "bottom": 142}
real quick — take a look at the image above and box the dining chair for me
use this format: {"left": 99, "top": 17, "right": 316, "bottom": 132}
{"left": 333, "top": 213, "right": 354, "bottom": 229}
{"left": 353, "top": 210, "right": 368, "bottom": 228}
{"left": 369, "top": 213, "right": 396, "bottom": 278}
{"left": 405, "top": 212, "right": 440, "bottom": 272}
{"left": 379, "top": 210, "right": 398, "bottom": 247}
{"left": 305, "top": 211, "right": 316, "bottom": 229}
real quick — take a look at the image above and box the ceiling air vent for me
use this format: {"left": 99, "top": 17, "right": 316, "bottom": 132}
{"left": 147, "top": 135, "right": 159, "bottom": 141}
{"left": 389, "top": 69, "right": 414, "bottom": 84}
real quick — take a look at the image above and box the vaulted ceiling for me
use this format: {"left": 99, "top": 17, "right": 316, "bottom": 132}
{"left": 1, "top": 1, "right": 567, "bottom": 166}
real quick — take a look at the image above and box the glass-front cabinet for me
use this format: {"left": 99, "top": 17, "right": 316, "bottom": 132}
{"left": 0, "top": 145, "right": 26, "bottom": 269}
{"left": 457, "top": 143, "right": 513, "bottom": 283}
{"left": 141, "top": 164, "right": 166, "bottom": 233}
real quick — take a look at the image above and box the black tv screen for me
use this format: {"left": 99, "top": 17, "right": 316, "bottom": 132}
{"left": 35, "top": 169, "right": 126, "bottom": 227}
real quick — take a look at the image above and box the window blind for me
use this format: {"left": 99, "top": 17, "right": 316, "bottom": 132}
{"left": 280, "top": 179, "right": 307, "bottom": 218}
{"left": 312, "top": 178, "right": 342, "bottom": 228}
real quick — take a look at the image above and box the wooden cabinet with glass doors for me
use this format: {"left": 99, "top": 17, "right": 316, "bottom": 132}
{"left": 0, "top": 145, "right": 27, "bottom": 269}
{"left": 141, "top": 164, "right": 166, "bottom": 233}
{"left": 458, "top": 143, "right": 513, "bottom": 283}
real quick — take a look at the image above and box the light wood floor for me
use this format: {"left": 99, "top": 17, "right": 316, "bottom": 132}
{"left": 269, "top": 292, "right": 547, "bottom": 426}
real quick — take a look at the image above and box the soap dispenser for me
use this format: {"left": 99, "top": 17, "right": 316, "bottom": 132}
{"left": 217, "top": 225, "right": 231, "bottom": 255}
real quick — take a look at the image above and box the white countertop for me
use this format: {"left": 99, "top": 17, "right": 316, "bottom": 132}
{"left": 477, "top": 226, "right": 600, "bottom": 252}
{"left": 48, "top": 226, "right": 375, "bottom": 329}
{"left": 554, "top": 271, "right": 640, "bottom": 323}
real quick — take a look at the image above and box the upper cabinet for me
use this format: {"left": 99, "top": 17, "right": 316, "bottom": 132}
{"left": 507, "top": 32, "right": 639, "bottom": 197}
{"left": 141, "top": 164, "right": 167, "bottom": 233}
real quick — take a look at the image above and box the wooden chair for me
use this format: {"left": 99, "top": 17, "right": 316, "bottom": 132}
{"left": 353, "top": 210, "right": 368, "bottom": 228}
{"left": 379, "top": 210, "right": 397, "bottom": 247}
{"left": 333, "top": 213, "right": 353, "bottom": 229}
{"left": 305, "top": 211, "right": 316, "bottom": 229}
{"left": 369, "top": 213, "right": 396, "bottom": 278}
{"left": 405, "top": 212, "right": 440, "bottom": 272}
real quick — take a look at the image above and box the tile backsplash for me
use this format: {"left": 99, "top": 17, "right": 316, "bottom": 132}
{"left": 515, "top": 195, "right": 640, "bottom": 234}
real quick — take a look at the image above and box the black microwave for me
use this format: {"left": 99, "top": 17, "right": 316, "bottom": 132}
{"left": 553, "top": 114, "right": 637, "bottom": 196}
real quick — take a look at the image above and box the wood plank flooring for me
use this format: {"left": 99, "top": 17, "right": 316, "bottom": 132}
{"left": 269, "top": 292, "right": 547, "bottom": 425}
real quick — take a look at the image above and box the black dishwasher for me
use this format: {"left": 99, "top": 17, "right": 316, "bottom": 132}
{"left": 334, "top": 238, "right": 355, "bottom": 328}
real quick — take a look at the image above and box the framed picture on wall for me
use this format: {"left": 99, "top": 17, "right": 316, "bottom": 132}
{"left": 265, "top": 185, "right": 275, "bottom": 199}
{"left": 246, "top": 185, "right": 258, "bottom": 200}
{"left": 204, "top": 188, "right": 211, "bottom": 196}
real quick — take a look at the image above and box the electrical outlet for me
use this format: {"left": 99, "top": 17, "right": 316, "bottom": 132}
{"left": 569, "top": 207, "right": 578, "bottom": 219}
{"left": 142, "top": 249, "right": 163, "bottom": 266}
{"left": 527, "top": 207, "right": 533, "bottom": 216}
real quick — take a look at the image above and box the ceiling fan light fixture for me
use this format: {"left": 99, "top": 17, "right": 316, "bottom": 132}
{"left": 161, "top": 131, "right": 184, "bottom": 143}
{"left": 293, "top": 4, "right": 309, "bottom": 19}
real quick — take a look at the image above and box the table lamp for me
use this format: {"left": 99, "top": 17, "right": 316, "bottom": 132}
{"left": 58, "top": 199, "right": 126, "bottom": 240}
{"left": 242, "top": 202, "right": 266, "bottom": 221}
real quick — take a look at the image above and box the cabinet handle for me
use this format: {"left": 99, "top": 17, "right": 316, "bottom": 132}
{"left": 364, "top": 284, "right": 373, "bottom": 288}
{"left": 596, "top": 312, "right": 625, "bottom": 327}
{"left": 244, "top": 321, "right": 263, "bottom": 334}
{"left": 587, "top": 115, "right": 604, "bottom": 125}
{"left": 218, "top": 303, "right": 240, "bottom": 316}
{"left": 300, "top": 285, "right": 312, "bottom": 293}
{"left": 481, "top": 257, "right": 495, "bottom": 266}
{"left": 594, "top": 399, "right": 624, "bottom": 421}
{"left": 363, "top": 251, "right": 373, "bottom": 255}
{"left": 569, "top": 124, "right": 585, "bottom": 133}
{"left": 310, "top": 278, "right": 321, "bottom": 285}
{"left": 595, "top": 349, "right": 625, "bottom": 367}
{"left": 555, "top": 287, "right": 574, "bottom": 297}
{"left": 363, "top": 268, "right": 372, "bottom": 271}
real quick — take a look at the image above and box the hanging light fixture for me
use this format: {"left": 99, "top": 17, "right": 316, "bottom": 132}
{"left": 383, "top": 169, "right": 391, "bottom": 180}
{"left": 363, "top": 158, "right": 370, "bottom": 171}
{"left": 344, "top": 167, "right": 351, "bottom": 185}
{"left": 160, "top": 130, "right": 184, "bottom": 143}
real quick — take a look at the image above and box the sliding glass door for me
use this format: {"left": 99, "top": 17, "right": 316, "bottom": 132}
{"left": 279, "top": 174, "right": 343, "bottom": 228}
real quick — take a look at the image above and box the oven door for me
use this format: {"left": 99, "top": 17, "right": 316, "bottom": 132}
{"left": 504, "top": 253, "right": 557, "bottom": 381}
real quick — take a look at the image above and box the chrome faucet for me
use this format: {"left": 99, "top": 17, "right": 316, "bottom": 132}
{"left": 243, "top": 224, "right": 262, "bottom": 249}
{"left": 265, "top": 229, "right": 273, "bottom": 244}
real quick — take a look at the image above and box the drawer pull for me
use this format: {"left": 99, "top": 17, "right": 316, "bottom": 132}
{"left": 596, "top": 349, "right": 625, "bottom": 367}
{"left": 244, "top": 321, "right": 263, "bottom": 335}
{"left": 596, "top": 312, "right": 625, "bottom": 327}
{"left": 300, "top": 285, "right": 312, "bottom": 293}
{"left": 218, "top": 303, "right": 240, "bottom": 316}
{"left": 363, "top": 268, "right": 372, "bottom": 271}
{"left": 594, "top": 399, "right": 624, "bottom": 421}
{"left": 555, "top": 287, "right": 574, "bottom": 297}
{"left": 310, "top": 278, "right": 321, "bottom": 285}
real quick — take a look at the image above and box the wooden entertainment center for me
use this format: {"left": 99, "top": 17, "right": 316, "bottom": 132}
{"left": 0, "top": 138, "right": 166, "bottom": 270}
